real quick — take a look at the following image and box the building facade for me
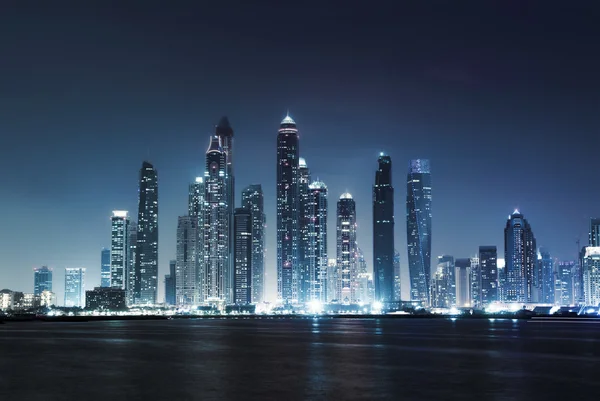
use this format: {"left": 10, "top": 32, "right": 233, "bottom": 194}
{"left": 536, "top": 248, "right": 554, "bottom": 304}
{"left": 406, "top": 159, "right": 432, "bottom": 306}
{"left": 176, "top": 215, "right": 198, "bottom": 306}
{"left": 127, "top": 221, "right": 137, "bottom": 306}
{"left": 373, "top": 153, "right": 395, "bottom": 303}
{"left": 233, "top": 208, "right": 252, "bottom": 305}
{"left": 101, "top": 248, "right": 111, "bottom": 288}
{"left": 34, "top": 266, "right": 52, "bottom": 296}
{"left": 479, "top": 246, "right": 498, "bottom": 306}
{"left": 336, "top": 193, "right": 358, "bottom": 303}
{"left": 189, "top": 177, "right": 205, "bottom": 299}
{"left": 298, "top": 157, "right": 311, "bottom": 304}
{"left": 583, "top": 247, "right": 600, "bottom": 306}
{"left": 86, "top": 287, "right": 126, "bottom": 310}
{"left": 241, "top": 184, "right": 266, "bottom": 304}
{"left": 276, "top": 114, "right": 300, "bottom": 304}
{"left": 165, "top": 259, "right": 176, "bottom": 306}
{"left": 110, "top": 211, "right": 130, "bottom": 290}
{"left": 455, "top": 258, "right": 471, "bottom": 307}
{"left": 557, "top": 261, "right": 575, "bottom": 306}
{"left": 431, "top": 255, "right": 455, "bottom": 308}
{"left": 305, "top": 181, "right": 328, "bottom": 303}
{"left": 503, "top": 210, "right": 537, "bottom": 303}
{"left": 64, "top": 267, "right": 85, "bottom": 307}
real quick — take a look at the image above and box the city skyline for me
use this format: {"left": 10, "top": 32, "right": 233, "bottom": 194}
{"left": 2, "top": 2, "right": 600, "bottom": 304}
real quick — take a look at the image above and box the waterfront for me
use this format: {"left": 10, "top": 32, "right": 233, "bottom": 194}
{"left": 1, "top": 318, "right": 599, "bottom": 400}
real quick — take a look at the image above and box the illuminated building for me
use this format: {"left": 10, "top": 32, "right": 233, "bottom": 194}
{"left": 536, "top": 248, "right": 554, "bottom": 303}
{"left": 479, "top": 246, "right": 498, "bottom": 305}
{"left": 189, "top": 177, "right": 205, "bottom": 298}
{"left": 327, "top": 258, "right": 338, "bottom": 302}
{"left": 110, "top": 211, "right": 130, "bottom": 289}
{"left": 276, "top": 113, "right": 300, "bottom": 304}
{"left": 406, "top": 159, "right": 432, "bottom": 306}
{"left": 470, "top": 257, "right": 480, "bottom": 308}
{"left": 241, "top": 184, "right": 266, "bottom": 304}
{"left": 165, "top": 260, "right": 176, "bottom": 305}
{"left": 134, "top": 161, "right": 159, "bottom": 306}
{"left": 86, "top": 287, "right": 126, "bottom": 310}
{"left": 336, "top": 192, "right": 358, "bottom": 303}
{"left": 298, "top": 157, "right": 311, "bottom": 304}
{"left": 34, "top": 266, "right": 52, "bottom": 296}
{"left": 101, "top": 248, "right": 111, "bottom": 287}
{"left": 203, "top": 135, "right": 230, "bottom": 304}
{"left": 0, "top": 290, "right": 13, "bottom": 310}
{"left": 583, "top": 247, "right": 600, "bottom": 306}
{"left": 557, "top": 261, "right": 575, "bottom": 305}
{"left": 373, "top": 153, "right": 395, "bottom": 302}
{"left": 431, "top": 255, "right": 454, "bottom": 308}
{"left": 127, "top": 221, "right": 137, "bottom": 305}
{"left": 176, "top": 215, "right": 198, "bottom": 306}
{"left": 455, "top": 258, "right": 471, "bottom": 307}
{"left": 234, "top": 208, "right": 252, "bottom": 305}
{"left": 590, "top": 218, "right": 600, "bottom": 246}
{"left": 64, "top": 267, "right": 85, "bottom": 307}
{"left": 305, "top": 181, "right": 328, "bottom": 303}
{"left": 40, "top": 290, "right": 55, "bottom": 307}
{"left": 503, "top": 210, "right": 537, "bottom": 303}
{"left": 394, "top": 250, "right": 401, "bottom": 301}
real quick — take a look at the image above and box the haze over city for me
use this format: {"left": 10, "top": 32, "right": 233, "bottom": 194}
{"left": 1, "top": 1, "right": 599, "bottom": 303}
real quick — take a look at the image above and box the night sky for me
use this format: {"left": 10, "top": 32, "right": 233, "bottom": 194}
{"left": 1, "top": 1, "right": 599, "bottom": 303}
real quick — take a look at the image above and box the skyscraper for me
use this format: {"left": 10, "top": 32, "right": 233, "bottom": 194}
{"left": 189, "top": 177, "right": 205, "bottom": 302}
{"left": 393, "top": 250, "right": 401, "bottom": 301}
{"left": 34, "top": 266, "right": 52, "bottom": 296}
{"left": 176, "top": 215, "right": 198, "bottom": 306}
{"left": 479, "top": 246, "right": 498, "bottom": 306}
{"left": 470, "top": 256, "right": 480, "bottom": 308}
{"left": 305, "top": 181, "right": 328, "bottom": 303}
{"left": 134, "top": 161, "right": 159, "bottom": 305}
{"left": 583, "top": 247, "right": 600, "bottom": 306}
{"left": 503, "top": 210, "right": 537, "bottom": 303}
{"left": 557, "top": 261, "right": 575, "bottom": 306}
{"left": 298, "top": 157, "right": 311, "bottom": 304}
{"left": 100, "top": 248, "right": 111, "bottom": 288}
{"left": 373, "top": 153, "right": 395, "bottom": 303}
{"left": 234, "top": 208, "right": 252, "bottom": 305}
{"left": 127, "top": 221, "right": 137, "bottom": 306}
{"left": 64, "top": 267, "right": 85, "bottom": 307}
{"left": 432, "top": 255, "right": 455, "bottom": 308}
{"left": 357, "top": 248, "right": 371, "bottom": 303}
{"left": 590, "top": 218, "right": 600, "bottom": 247}
{"left": 537, "top": 248, "right": 554, "bottom": 304}
{"left": 406, "top": 159, "right": 432, "bottom": 306}
{"left": 327, "top": 258, "right": 338, "bottom": 303}
{"left": 241, "top": 184, "right": 266, "bottom": 304}
{"left": 165, "top": 259, "right": 176, "bottom": 306}
{"left": 336, "top": 193, "right": 358, "bottom": 303}
{"left": 203, "top": 136, "right": 230, "bottom": 304}
{"left": 455, "top": 259, "right": 471, "bottom": 307}
{"left": 110, "top": 211, "right": 130, "bottom": 289}
{"left": 276, "top": 113, "right": 300, "bottom": 304}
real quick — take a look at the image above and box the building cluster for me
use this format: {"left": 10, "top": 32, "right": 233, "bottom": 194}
{"left": 3, "top": 115, "right": 600, "bottom": 313}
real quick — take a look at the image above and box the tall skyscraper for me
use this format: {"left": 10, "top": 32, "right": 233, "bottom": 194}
{"left": 305, "top": 181, "right": 328, "bottom": 303}
{"left": 537, "top": 248, "right": 554, "bottom": 304}
{"left": 298, "top": 157, "right": 311, "bottom": 304}
{"left": 134, "top": 161, "right": 159, "bottom": 305}
{"left": 233, "top": 208, "right": 252, "bottom": 305}
{"left": 479, "top": 246, "right": 498, "bottom": 306}
{"left": 203, "top": 136, "right": 230, "bottom": 304}
{"left": 470, "top": 256, "right": 480, "bottom": 308}
{"left": 189, "top": 177, "right": 205, "bottom": 302}
{"left": 583, "top": 247, "right": 600, "bottom": 305}
{"left": 64, "top": 267, "right": 85, "bottom": 307}
{"left": 503, "top": 210, "right": 537, "bottom": 303}
{"left": 327, "top": 258, "right": 338, "bottom": 302}
{"left": 393, "top": 250, "right": 401, "bottom": 301}
{"left": 406, "top": 159, "right": 432, "bottom": 305}
{"left": 373, "top": 153, "right": 395, "bottom": 303}
{"left": 110, "top": 211, "right": 130, "bottom": 289}
{"left": 432, "top": 255, "right": 455, "bottom": 308}
{"left": 127, "top": 221, "right": 137, "bottom": 306}
{"left": 176, "top": 215, "right": 198, "bottom": 306}
{"left": 357, "top": 248, "right": 371, "bottom": 303}
{"left": 241, "top": 184, "right": 266, "bottom": 304}
{"left": 557, "top": 261, "right": 575, "bottom": 305}
{"left": 590, "top": 218, "right": 600, "bottom": 247}
{"left": 336, "top": 193, "right": 358, "bottom": 303}
{"left": 455, "top": 259, "right": 471, "bottom": 307}
{"left": 276, "top": 113, "right": 300, "bottom": 304}
{"left": 215, "top": 117, "right": 235, "bottom": 306}
{"left": 165, "top": 260, "right": 176, "bottom": 306}
{"left": 34, "top": 266, "right": 52, "bottom": 296}
{"left": 100, "top": 248, "right": 111, "bottom": 288}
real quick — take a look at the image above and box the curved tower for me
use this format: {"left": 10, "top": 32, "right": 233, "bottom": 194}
{"left": 276, "top": 113, "right": 300, "bottom": 303}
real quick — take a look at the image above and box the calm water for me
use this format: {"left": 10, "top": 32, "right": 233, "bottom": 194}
{"left": 1, "top": 318, "right": 599, "bottom": 400}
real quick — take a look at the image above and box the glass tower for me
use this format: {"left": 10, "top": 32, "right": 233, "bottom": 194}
{"left": 165, "top": 260, "right": 176, "bottom": 306}
{"left": 336, "top": 193, "right": 358, "bottom": 303}
{"left": 536, "top": 248, "right": 554, "bottom": 304}
{"left": 583, "top": 247, "right": 600, "bottom": 305}
{"left": 479, "top": 246, "right": 498, "bottom": 306}
{"left": 176, "top": 215, "right": 198, "bottom": 306}
{"left": 233, "top": 208, "right": 253, "bottom": 305}
{"left": 503, "top": 210, "right": 537, "bottom": 303}
{"left": 64, "top": 267, "right": 85, "bottom": 307}
{"left": 557, "top": 261, "right": 575, "bottom": 305}
{"left": 373, "top": 153, "right": 395, "bottom": 303}
{"left": 100, "top": 248, "right": 111, "bottom": 288}
{"left": 298, "top": 158, "right": 311, "bottom": 304}
{"left": 306, "top": 181, "right": 328, "bottom": 303}
{"left": 590, "top": 218, "right": 600, "bottom": 247}
{"left": 34, "top": 266, "right": 53, "bottom": 296}
{"left": 276, "top": 114, "right": 300, "bottom": 304}
{"left": 189, "top": 177, "right": 205, "bottom": 301}
{"left": 242, "top": 184, "right": 266, "bottom": 304}
{"left": 406, "top": 159, "right": 432, "bottom": 306}
{"left": 110, "top": 211, "right": 129, "bottom": 290}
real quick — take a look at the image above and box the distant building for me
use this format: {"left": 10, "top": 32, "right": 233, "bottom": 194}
{"left": 86, "top": 287, "right": 127, "bottom": 310}
{"left": 557, "top": 261, "right": 575, "bottom": 305}
{"left": 64, "top": 267, "right": 85, "bottom": 307}
{"left": 127, "top": 221, "right": 138, "bottom": 306}
{"left": 590, "top": 218, "right": 600, "bottom": 247}
{"left": 373, "top": 153, "right": 395, "bottom": 303}
{"left": 0, "top": 289, "right": 13, "bottom": 310}
{"left": 455, "top": 258, "right": 471, "bottom": 307}
{"left": 176, "top": 216, "right": 198, "bottom": 306}
{"left": 40, "top": 290, "right": 56, "bottom": 307}
{"left": 393, "top": 250, "right": 401, "bottom": 301}
{"left": 336, "top": 193, "right": 358, "bottom": 303}
{"left": 470, "top": 257, "right": 480, "bottom": 308}
{"left": 504, "top": 210, "right": 537, "bottom": 303}
{"left": 110, "top": 211, "right": 130, "bottom": 290}
{"left": 298, "top": 157, "right": 311, "bottom": 304}
{"left": 406, "top": 159, "right": 432, "bottom": 306}
{"left": 165, "top": 260, "right": 176, "bottom": 306}
{"left": 241, "top": 184, "right": 266, "bottom": 304}
{"left": 327, "top": 258, "right": 338, "bottom": 303}
{"left": 479, "top": 246, "right": 498, "bottom": 306}
{"left": 305, "top": 181, "right": 328, "bottom": 303}
{"left": 101, "top": 248, "right": 111, "bottom": 287}
{"left": 189, "top": 177, "right": 205, "bottom": 302}
{"left": 431, "top": 255, "right": 455, "bottom": 308}
{"left": 233, "top": 208, "right": 252, "bottom": 305}
{"left": 583, "top": 247, "right": 600, "bottom": 306}
{"left": 536, "top": 248, "right": 554, "bottom": 304}
{"left": 34, "top": 266, "right": 52, "bottom": 296}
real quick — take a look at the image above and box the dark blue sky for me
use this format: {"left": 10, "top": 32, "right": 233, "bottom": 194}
{"left": 1, "top": 1, "right": 599, "bottom": 302}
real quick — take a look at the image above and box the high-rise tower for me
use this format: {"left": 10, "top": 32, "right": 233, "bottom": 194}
{"left": 336, "top": 193, "right": 358, "bottom": 303}
{"left": 306, "top": 181, "right": 328, "bottom": 303}
{"left": 241, "top": 184, "right": 266, "bottom": 304}
{"left": 135, "top": 161, "right": 159, "bottom": 305}
{"left": 479, "top": 246, "right": 498, "bottom": 306}
{"left": 373, "top": 153, "right": 395, "bottom": 303}
{"left": 34, "top": 266, "right": 53, "bottom": 296}
{"left": 110, "top": 211, "right": 130, "bottom": 290}
{"left": 234, "top": 208, "right": 253, "bottom": 305}
{"left": 504, "top": 210, "right": 537, "bottom": 303}
{"left": 590, "top": 218, "right": 600, "bottom": 247}
{"left": 64, "top": 267, "right": 85, "bottom": 307}
{"left": 176, "top": 215, "right": 198, "bottom": 306}
{"left": 189, "top": 177, "right": 205, "bottom": 301}
{"left": 406, "top": 159, "right": 432, "bottom": 306}
{"left": 276, "top": 113, "right": 300, "bottom": 304}
{"left": 100, "top": 248, "right": 111, "bottom": 288}
{"left": 203, "top": 136, "right": 230, "bottom": 304}
{"left": 298, "top": 158, "right": 311, "bottom": 304}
